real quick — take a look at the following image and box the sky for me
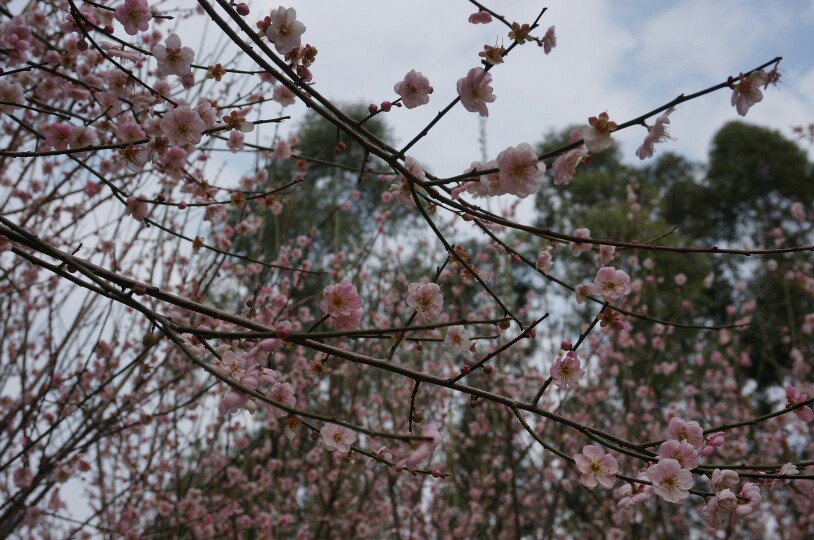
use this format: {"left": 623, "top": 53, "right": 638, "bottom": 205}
{"left": 231, "top": 0, "right": 814, "bottom": 176}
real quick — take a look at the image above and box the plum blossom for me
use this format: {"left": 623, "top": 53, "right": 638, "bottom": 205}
{"left": 535, "top": 251, "right": 552, "bottom": 273}
{"left": 0, "top": 80, "right": 25, "bottom": 114}
{"left": 396, "top": 423, "right": 441, "bottom": 470}
{"left": 803, "top": 313, "right": 814, "bottom": 334}
{"left": 365, "top": 446, "right": 394, "bottom": 469}
{"left": 457, "top": 67, "right": 496, "bottom": 117}
{"left": 552, "top": 132, "right": 589, "bottom": 185}
{"left": 320, "top": 280, "right": 363, "bottom": 318}
{"left": 636, "top": 107, "right": 675, "bottom": 160}
{"left": 667, "top": 416, "right": 705, "bottom": 449}
{"left": 595, "top": 244, "right": 616, "bottom": 268}
{"left": 406, "top": 282, "right": 443, "bottom": 322}
{"left": 736, "top": 482, "right": 761, "bottom": 516}
{"left": 332, "top": 308, "right": 363, "bottom": 331}
{"left": 152, "top": 34, "right": 194, "bottom": 77}
{"left": 580, "top": 111, "right": 617, "bottom": 153}
{"left": 574, "top": 445, "right": 618, "bottom": 489}
{"left": 646, "top": 458, "right": 694, "bottom": 503}
{"left": 320, "top": 423, "right": 356, "bottom": 453}
{"left": 568, "top": 228, "right": 593, "bottom": 256}
{"left": 0, "top": 235, "right": 11, "bottom": 253}
{"left": 273, "top": 84, "right": 296, "bottom": 107}
{"left": 702, "top": 488, "right": 737, "bottom": 528}
{"left": 790, "top": 201, "right": 807, "bottom": 221}
{"left": 43, "top": 123, "right": 75, "bottom": 150}
{"left": 268, "top": 382, "right": 296, "bottom": 418}
{"left": 731, "top": 70, "right": 771, "bottom": 117}
{"left": 618, "top": 476, "right": 653, "bottom": 508}
{"left": 160, "top": 105, "right": 206, "bottom": 146}
{"left": 114, "top": 0, "right": 152, "bottom": 36}
{"left": 542, "top": 25, "right": 556, "bottom": 54}
{"left": 785, "top": 385, "right": 814, "bottom": 422}
{"left": 550, "top": 351, "right": 585, "bottom": 389}
{"left": 394, "top": 70, "right": 433, "bottom": 109}
{"left": 125, "top": 195, "right": 148, "bottom": 222}
{"left": 444, "top": 325, "right": 471, "bottom": 353}
{"left": 658, "top": 440, "right": 699, "bottom": 470}
{"left": 468, "top": 11, "right": 492, "bottom": 24}
{"left": 711, "top": 468, "right": 740, "bottom": 492}
{"left": 575, "top": 284, "right": 593, "bottom": 304}
{"left": 264, "top": 6, "right": 306, "bottom": 55}
{"left": 495, "top": 143, "right": 546, "bottom": 198}
{"left": 593, "top": 267, "right": 632, "bottom": 301}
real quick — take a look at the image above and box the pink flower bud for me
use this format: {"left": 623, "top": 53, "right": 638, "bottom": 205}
{"left": 560, "top": 340, "right": 572, "bottom": 351}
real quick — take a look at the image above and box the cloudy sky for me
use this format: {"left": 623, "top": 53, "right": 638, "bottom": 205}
{"left": 229, "top": 0, "right": 814, "bottom": 176}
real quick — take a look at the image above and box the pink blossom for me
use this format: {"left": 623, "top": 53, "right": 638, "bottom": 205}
{"left": 646, "top": 458, "right": 694, "bottom": 503}
{"left": 160, "top": 105, "right": 206, "bottom": 146}
{"left": 394, "top": 70, "right": 433, "bottom": 109}
{"left": 265, "top": 6, "right": 306, "bottom": 55}
{"left": 667, "top": 416, "right": 704, "bottom": 449}
{"left": 580, "top": 111, "right": 617, "bottom": 153}
{"left": 397, "top": 423, "right": 441, "bottom": 470}
{"left": 618, "top": 476, "right": 653, "bottom": 508}
{"left": 593, "top": 267, "right": 632, "bottom": 301}
{"left": 227, "top": 131, "right": 244, "bottom": 152}
{"left": 197, "top": 101, "right": 218, "bottom": 128}
{"left": 268, "top": 382, "right": 296, "bottom": 418}
{"left": 568, "top": 228, "right": 593, "bottom": 256}
{"left": 320, "top": 280, "right": 363, "bottom": 318}
{"left": 803, "top": 313, "right": 814, "bottom": 334}
{"left": 457, "top": 67, "right": 496, "bottom": 117}
{"left": 736, "top": 482, "right": 761, "bottom": 516}
{"left": 152, "top": 34, "right": 194, "bottom": 77}
{"left": 274, "top": 138, "right": 292, "bottom": 160}
{"left": 495, "top": 143, "right": 546, "bottom": 199}
{"left": 406, "top": 282, "right": 444, "bottom": 322}
{"left": 595, "top": 244, "right": 616, "bottom": 268}
{"left": 785, "top": 385, "right": 814, "bottom": 422}
{"left": 365, "top": 446, "right": 393, "bottom": 469}
{"left": 552, "top": 132, "right": 589, "bottom": 186}
{"left": 0, "top": 235, "right": 11, "bottom": 253}
{"left": 574, "top": 445, "right": 618, "bottom": 489}
{"left": 731, "top": 70, "right": 771, "bottom": 117}
{"left": 542, "top": 26, "right": 556, "bottom": 54}
{"left": 711, "top": 468, "right": 740, "bottom": 491}
{"left": 535, "top": 251, "right": 552, "bottom": 273}
{"left": 702, "top": 488, "right": 737, "bottom": 528}
{"left": 114, "top": 0, "right": 152, "bottom": 36}
{"left": 550, "top": 351, "right": 585, "bottom": 389}
{"left": 203, "top": 203, "right": 226, "bottom": 223}
{"left": 332, "top": 308, "right": 363, "bottom": 331}
{"left": 444, "top": 325, "right": 471, "bottom": 353}
{"left": 43, "top": 122, "right": 75, "bottom": 150}
{"left": 790, "top": 201, "right": 806, "bottom": 221}
{"left": 575, "top": 284, "right": 593, "bottom": 304}
{"left": 658, "top": 440, "right": 699, "bottom": 470}
{"left": 13, "top": 467, "right": 33, "bottom": 489}
{"left": 125, "top": 196, "right": 148, "bottom": 222}
{"left": 0, "top": 79, "right": 25, "bottom": 113}
{"left": 468, "top": 11, "right": 492, "bottom": 24}
{"left": 273, "top": 84, "right": 296, "bottom": 107}
{"left": 320, "top": 423, "right": 356, "bottom": 453}
{"left": 636, "top": 107, "right": 675, "bottom": 160}
{"left": 70, "top": 125, "right": 98, "bottom": 150}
